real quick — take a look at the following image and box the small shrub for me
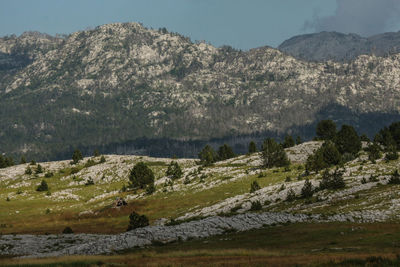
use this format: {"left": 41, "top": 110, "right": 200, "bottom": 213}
{"left": 285, "top": 176, "right": 291, "bottom": 182}
{"left": 121, "top": 184, "right": 127, "bottom": 192}
{"left": 279, "top": 184, "right": 286, "bottom": 191}
{"left": 93, "top": 149, "right": 100, "bottom": 157}
{"left": 84, "top": 159, "right": 96, "bottom": 168}
{"left": 45, "top": 208, "right": 51, "bottom": 214}
{"left": 319, "top": 169, "right": 345, "bottom": 190}
{"left": 258, "top": 172, "right": 266, "bottom": 178}
{"left": 301, "top": 179, "right": 313, "bottom": 198}
{"left": 100, "top": 155, "right": 106, "bottom": 163}
{"left": 36, "top": 180, "right": 49, "bottom": 192}
{"left": 85, "top": 177, "right": 94, "bottom": 186}
{"left": 46, "top": 191, "right": 51, "bottom": 196}
{"left": 166, "top": 161, "right": 183, "bottom": 180}
{"left": 386, "top": 149, "right": 399, "bottom": 161}
{"left": 286, "top": 188, "right": 296, "bottom": 202}
{"left": 250, "top": 181, "right": 261, "bottom": 193}
{"left": 35, "top": 164, "right": 43, "bottom": 174}
{"left": 62, "top": 226, "right": 73, "bottom": 234}
{"left": 30, "top": 160, "right": 36, "bottom": 165}
{"left": 250, "top": 200, "right": 262, "bottom": 211}
{"left": 361, "top": 177, "right": 367, "bottom": 184}
{"left": 183, "top": 176, "right": 191, "bottom": 184}
{"left": 264, "top": 200, "right": 271, "bottom": 205}
{"left": 388, "top": 170, "right": 400, "bottom": 184}
{"left": 72, "top": 149, "right": 83, "bottom": 164}
{"left": 127, "top": 211, "right": 149, "bottom": 231}
{"left": 6, "top": 197, "right": 10, "bottom": 202}
{"left": 45, "top": 172, "right": 54, "bottom": 178}
{"left": 146, "top": 183, "right": 156, "bottom": 195}
{"left": 369, "top": 175, "right": 378, "bottom": 182}
{"left": 71, "top": 167, "right": 80, "bottom": 174}
{"left": 25, "top": 166, "right": 32, "bottom": 175}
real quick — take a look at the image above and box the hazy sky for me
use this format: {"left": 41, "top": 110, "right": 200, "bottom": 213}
{"left": 1, "top": 0, "right": 400, "bottom": 49}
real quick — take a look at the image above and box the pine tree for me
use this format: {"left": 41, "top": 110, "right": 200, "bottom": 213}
{"left": 261, "top": 138, "right": 290, "bottom": 168}
{"left": 248, "top": 141, "right": 257, "bottom": 153}
{"left": 36, "top": 180, "right": 49, "bottom": 191}
{"left": 217, "top": 144, "right": 235, "bottom": 161}
{"left": 198, "top": 145, "right": 217, "bottom": 166}
{"left": 35, "top": 164, "right": 43, "bottom": 174}
{"left": 250, "top": 181, "right": 261, "bottom": 193}
{"left": 301, "top": 179, "right": 313, "bottom": 198}
{"left": 282, "top": 135, "right": 295, "bottom": 148}
{"left": 127, "top": 211, "right": 149, "bottom": 231}
{"left": 129, "top": 162, "right": 155, "bottom": 190}
{"left": 335, "top": 125, "right": 361, "bottom": 155}
{"left": 166, "top": 161, "right": 183, "bottom": 180}
{"left": 296, "top": 136, "right": 302, "bottom": 145}
{"left": 316, "top": 120, "right": 336, "bottom": 140}
{"left": 20, "top": 156, "right": 27, "bottom": 164}
{"left": 367, "top": 142, "right": 381, "bottom": 162}
{"left": 72, "top": 149, "right": 83, "bottom": 164}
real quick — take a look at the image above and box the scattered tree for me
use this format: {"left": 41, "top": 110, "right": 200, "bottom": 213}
{"left": 250, "top": 181, "right": 261, "bottom": 193}
{"left": 248, "top": 141, "right": 257, "bottom": 153}
{"left": 282, "top": 135, "right": 295, "bottom": 148}
{"left": 129, "top": 162, "right": 155, "bottom": 190}
{"left": 316, "top": 120, "right": 336, "bottom": 140}
{"left": 93, "top": 149, "right": 100, "bottom": 157}
{"left": 385, "top": 146, "right": 399, "bottom": 161}
{"left": 296, "top": 136, "right": 302, "bottom": 145}
{"left": 306, "top": 141, "right": 341, "bottom": 172}
{"left": 250, "top": 200, "right": 262, "bottom": 211}
{"left": 360, "top": 134, "right": 370, "bottom": 142}
{"left": 85, "top": 177, "right": 94, "bottom": 186}
{"left": 166, "top": 161, "right": 183, "bottom": 180}
{"left": 286, "top": 188, "right": 296, "bottom": 202}
{"left": 388, "top": 170, "right": 400, "bottom": 184}
{"left": 72, "top": 149, "right": 83, "bottom": 164}
{"left": 301, "top": 179, "right": 313, "bottom": 198}
{"left": 217, "top": 144, "right": 235, "bottom": 161}
{"left": 20, "top": 156, "right": 26, "bottom": 164}
{"left": 198, "top": 145, "right": 217, "bottom": 166}
{"left": 127, "top": 211, "right": 149, "bottom": 231}
{"left": 367, "top": 142, "right": 382, "bottom": 162}
{"left": 36, "top": 180, "right": 49, "bottom": 191}
{"left": 261, "top": 138, "right": 290, "bottom": 168}
{"left": 62, "top": 226, "right": 73, "bottom": 234}
{"left": 319, "top": 169, "right": 345, "bottom": 190}
{"left": 25, "top": 166, "right": 32, "bottom": 175}
{"left": 335, "top": 125, "right": 361, "bottom": 155}
{"left": 35, "top": 164, "right": 43, "bottom": 174}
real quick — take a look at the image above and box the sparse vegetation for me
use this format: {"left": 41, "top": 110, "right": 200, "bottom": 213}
{"left": 36, "top": 180, "right": 49, "bottom": 192}
{"left": 250, "top": 181, "right": 261, "bottom": 193}
{"left": 127, "top": 211, "right": 149, "bottom": 231}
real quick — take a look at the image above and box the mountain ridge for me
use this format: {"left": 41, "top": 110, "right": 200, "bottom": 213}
{"left": 278, "top": 31, "right": 400, "bottom": 62}
{"left": 1, "top": 22, "right": 400, "bottom": 160}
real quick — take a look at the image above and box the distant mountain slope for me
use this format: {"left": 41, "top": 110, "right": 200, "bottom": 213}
{"left": 0, "top": 23, "right": 400, "bottom": 160}
{"left": 278, "top": 31, "right": 400, "bottom": 62}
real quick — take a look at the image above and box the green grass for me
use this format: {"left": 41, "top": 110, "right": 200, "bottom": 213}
{"left": 2, "top": 222, "right": 400, "bottom": 266}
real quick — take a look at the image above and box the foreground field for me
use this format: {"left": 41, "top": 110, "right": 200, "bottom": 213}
{"left": 2, "top": 222, "right": 400, "bottom": 266}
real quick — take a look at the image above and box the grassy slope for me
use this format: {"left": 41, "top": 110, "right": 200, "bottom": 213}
{"left": 0, "top": 148, "right": 399, "bottom": 234}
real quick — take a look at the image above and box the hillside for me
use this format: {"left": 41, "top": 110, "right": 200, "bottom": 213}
{"left": 278, "top": 31, "right": 400, "bottom": 62}
{"left": 1, "top": 141, "right": 400, "bottom": 260}
{"left": 1, "top": 23, "right": 400, "bottom": 160}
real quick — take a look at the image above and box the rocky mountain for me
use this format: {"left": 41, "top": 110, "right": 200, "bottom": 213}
{"left": 1, "top": 22, "right": 400, "bottom": 160}
{"left": 278, "top": 31, "right": 400, "bottom": 62}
